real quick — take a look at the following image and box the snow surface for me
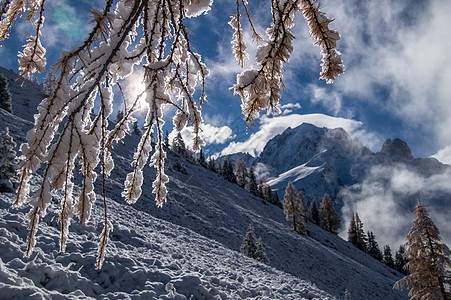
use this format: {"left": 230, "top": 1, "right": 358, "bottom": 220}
{"left": 0, "top": 67, "right": 409, "bottom": 299}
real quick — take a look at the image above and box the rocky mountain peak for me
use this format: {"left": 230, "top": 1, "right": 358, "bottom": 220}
{"left": 378, "top": 138, "right": 414, "bottom": 160}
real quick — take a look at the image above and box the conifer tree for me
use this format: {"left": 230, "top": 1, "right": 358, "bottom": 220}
{"left": 394, "top": 202, "right": 451, "bottom": 299}
{"left": 207, "top": 156, "right": 216, "bottom": 173}
{"left": 114, "top": 110, "right": 124, "bottom": 124}
{"left": 0, "top": 75, "right": 12, "bottom": 113}
{"left": 254, "top": 237, "right": 268, "bottom": 264}
{"left": 221, "top": 156, "right": 236, "bottom": 183}
{"left": 0, "top": 127, "right": 17, "bottom": 192}
{"left": 319, "top": 193, "right": 340, "bottom": 233}
{"left": 394, "top": 245, "right": 409, "bottom": 275}
{"left": 348, "top": 212, "right": 366, "bottom": 251}
{"left": 247, "top": 167, "right": 259, "bottom": 196}
{"left": 172, "top": 132, "right": 186, "bottom": 155}
{"left": 383, "top": 245, "right": 395, "bottom": 269}
{"left": 283, "top": 181, "right": 306, "bottom": 235}
{"left": 309, "top": 199, "right": 320, "bottom": 225}
{"left": 1, "top": 0, "right": 344, "bottom": 267}
{"left": 198, "top": 148, "right": 207, "bottom": 167}
{"left": 366, "top": 231, "right": 383, "bottom": 261}
{"left": 234, "top": 159, "right": 248, "bottom": 188}
{"left": 240, "top": 223, "right": 257, "bottom": 259}
{"left": 132, "top": 120, "right": 141, "bottom": 136}
{"left": 43, "top": 67, "right": 57, "bottom": 96}
{"left": 164, "top": 130, "right": 170, "bottom": 148}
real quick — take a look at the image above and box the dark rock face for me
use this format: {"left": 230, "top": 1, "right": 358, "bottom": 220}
{"left": 378, "top": 138, "right": 414, "bottom": 160}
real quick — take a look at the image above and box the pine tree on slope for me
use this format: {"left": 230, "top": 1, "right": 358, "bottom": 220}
{"left": 283, "top": 181, "right": 306, "bottom": 235}
{"left": 319, "top": 193, "right": 340, "bottom": 233}
{"left": 394, "top": 201, "right": 451, "bottom": 299}
{"left": 383, "top": 245, "right": 395, "bottom": 269}
{"left": 348, "top": 212, "right": 367, "bottom": 251}
{"left": 240, "top": 223, "right": 257, "bottom": 259}
{"left": 0, "top": 128, "right": 17, "bottom": 192}
{"left": 394, "top": 245, "right": 409, "bottom": 275}
{"left": 221, "top": 156, "right": 236, "bottom": 183}
{"left": 366, "top": 231, "right": 383, "bottom": 261}
{"left": 309, "top": 199, "right": 320, "bottom": 225}
{"left": 254, "top": 237, "right": 268, "bottom": 264}
{"left": 0, "top": 75, "right": 12, "bottom": 113}
{"left": 234, "top": 159, "right": 248, "bottom": 188}
{"left": 247, "top": 167, "right": 259, "bottom": 196}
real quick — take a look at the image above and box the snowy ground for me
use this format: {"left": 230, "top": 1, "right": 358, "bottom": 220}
{"left": 0, "top": 66, "right": 408, "bottom": 299}
{"left": 0, "top": 191, "right": 334, "bottom": 299}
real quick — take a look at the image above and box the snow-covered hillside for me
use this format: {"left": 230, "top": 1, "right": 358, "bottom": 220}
{"left": 0, "top": 67, "right": 409, "bottom": 299}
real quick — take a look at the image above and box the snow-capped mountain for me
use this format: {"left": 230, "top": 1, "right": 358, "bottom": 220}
{"left": 0, "top": 67, "right": 412, "bottom": 299}
{"left": 243, "top": 122, "right": 451, "bottom": 248}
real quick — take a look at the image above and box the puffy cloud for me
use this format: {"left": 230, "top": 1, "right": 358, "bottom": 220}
{"left": 340, "top": 164, "right": 451, "bottom": 250}
{"left": 220, "top": 113, "right": 379, "bottom": 157}
{"left": 170, "top": 123, "right": 234, "bottom": 150}
{"left": 432, "top": 145, "right": 451, "bottom": 165}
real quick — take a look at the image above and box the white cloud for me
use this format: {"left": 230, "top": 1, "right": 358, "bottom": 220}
{"left": 308, "top": 84, "right": 344, "bottom": 116}
{"left": 340, "top": 164, "right": 451, "bottom": 250}
{"left": 170, "top": 123, "right": 234, "bottom": 150}
{"left": 432, "top": 145, "right": 451, "bottom": 165}
{"left": 219, "top": 113, "right": 377, "bottom": 157}
{"left": 321, "top": 0, "right": 451, "bottom": 151}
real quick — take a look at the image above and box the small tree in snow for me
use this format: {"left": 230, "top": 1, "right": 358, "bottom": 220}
{"left": 207, "top": 156, "right": 217, "bottom": 173}
{"left": 0, "top": 128, "right": 17, "bottom": 192}
{"left": 348, "top": 212, "right": 366, "bottom": 252}
{"left": 394, "top": 245, "right": 409, "bottom": 275}
{"left": 0, "top": 75, "right": 12, "bottom": 113}
{"left": 366, "top": 231, "right": 383, "bottom": 261}
{"left": 247, "top": 166, "right": 259, "bottom": 196}
{"left": 221, "top": 156, "right": 236, "bottom": 183}
{"left": 254, "top": 237, "right": 268, "bottom": 263}
{"left": 198, "top": 148, "right": 207, "bottom": 167}
{"left": 234, "top": 159, "right": 248, "bottom": 188}
{"left": 309, "top": 199, "right": 320, "bottom": 225}
{"left": 319, "top": 193, "right": 340, "bottom": 233}
{"left": 283, "top": 181, "right": 306, "bottom": 235}
{"left": 383, "top": 245, "right": 395, "bottom": 269}
{"left": 114, "top": 110, "right": 124, "bottom": 124}
{"left": 394, "top": 202, "right": 451, "bottom": 299}
{"left": 43, "top": 67, "right": 57, "bottom": 96}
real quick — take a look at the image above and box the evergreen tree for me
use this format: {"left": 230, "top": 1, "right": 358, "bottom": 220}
{"left": 43, "top": 67, "right": 57, "bottom": 96}
{"left": 394, "top": 202, "right": 451, "bottom": 299}
{"left": 207, "top": 156, "right": 216, "bottom": 173}
{"left": 240, "top": 223, "right": 257, "bottom": 259}
{"left": 172, "top": 132, "right": 186, "bottom": 155}
{"left": 309, "top": 199, "right": 320, "bottom": 225}
{"left": 0, "top": 75, "right": 12, "bottom": 113}
{"left": 234, "top": 159, "right": 248, "bottom": 188}
{"left": 0, "top": 128, "right": 17, "bottom": 192}
{"left": 221, "top": 156, "right": 236, "bottom": 183}
{"left": 254, "top": 237, "right": 268, "bottom": 264}
{"left": 114, "top": 110, "right": 124, "bottom": 123}
{"left": 348, "top": 212, "right": 367, "bottom": 251}
{"left": 383, "top": 245, "right": 395, "bottom": 269}
{"left": 198, "top": 148, "right": 207, "bottom": 167}
{"left": 132, "top": 120, "right": 141, "bottom": 136}
{"left": 366, "top": 231, "right": 383, "bottom": 261}
{"left": 319, "top": 193, "right": 340, "bottom": 233}
{"left": 164, "top": 129, "right": 170, "bottom": 148}
{"left": 283, "top": 181, "right": 306, "bottom": 235}
{"left": 247, "top": 166, "right": 259, "bottom": 196}
{"left": 394, "top": 245, "right": 409, "bottom": 275}
{"left": 240, "top": 223, "right": 268, "bottom": 264}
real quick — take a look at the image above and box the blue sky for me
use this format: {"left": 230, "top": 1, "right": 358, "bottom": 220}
{"left": 2, "top": 0, "right": 451, "bottom": 162}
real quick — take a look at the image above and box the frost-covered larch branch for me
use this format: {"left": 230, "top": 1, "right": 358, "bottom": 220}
{"left": 232, "top": 0, "right": 344, "bottom": 124}
{"left": 1, "top": 0, "right": 343, "bottom": 267}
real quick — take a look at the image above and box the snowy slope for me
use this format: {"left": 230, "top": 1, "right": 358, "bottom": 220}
{"left": 0, "top": 67, "right": 408, "bottom": 299}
